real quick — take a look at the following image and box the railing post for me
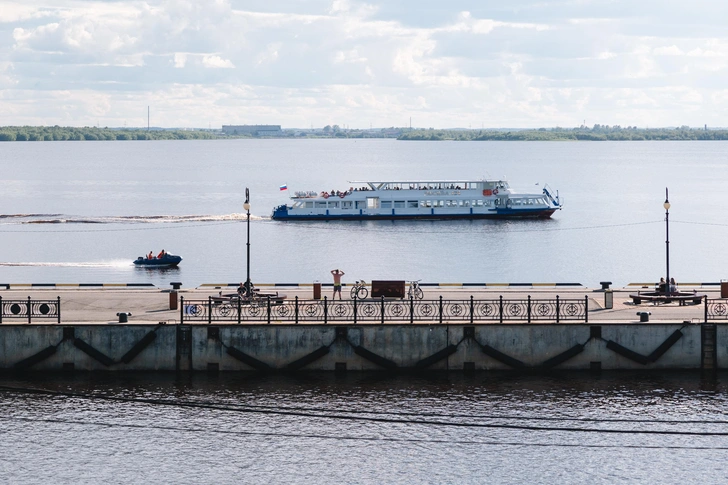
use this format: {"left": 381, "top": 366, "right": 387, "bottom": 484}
{"left": 180, "top": 296, "right": 184, "bottom": 323}
{"left": 57, "top": 296, "right": 61, "bottom": 324}
{"left": 556, "top": 295, "right": 560, "bottom": 323}
{"left": 353, "top": 296, "right": 357, "bottom": 324}
{"left": 527, "top": 295, "right": 531, "bottom": 323}
{"left": 439, "top": 295, "right": 443, "bottom": 324}
{"left": 499, "top": 295, "right": 503, "bottom": 323}
{"left": 584, "top": 295, "right": 588, "bottom": 323}
{"left": 0, "top": 295, "right": 3, "bottom": 324}
{"left": 27, "top": 296, "right": 31, "bottom": 324}
{"left": 381, "top": 296, "right": 385, "bottom": 325}
{"left": 267, "top": 296, "right": 271, "bottom": 324}
{"left": 410, "top": 296, "right": 414, "bottom": 324}
{"left": 237, "top": 294, "right": 241, "bottom": 324}
{"left": 705, "top": 297, "right": 708, "bottom": 323}
{"left": 470, "top": 295, "right": 474, "bottom": 324}
{"left": 324, "top": 296, "right": 328, "bottom": 325}
{"left": 208, "top": 296, "right": 212, "bottom": 325}
{"left": 295, "top": 296, "right": 299, "bottom": 324}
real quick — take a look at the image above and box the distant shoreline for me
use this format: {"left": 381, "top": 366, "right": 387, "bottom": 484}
{"left": 2, "top": 125, "right": 728, "bottom": 141}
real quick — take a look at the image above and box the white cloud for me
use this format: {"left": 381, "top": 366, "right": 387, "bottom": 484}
{"left": 173, "top": 53, "right": 187, "bottom": 68}
{"left": 202, "top": 55, "right": 234, "bottom": 68}
{"left": 2, "top": 0, "right": 728, "bottom": 128}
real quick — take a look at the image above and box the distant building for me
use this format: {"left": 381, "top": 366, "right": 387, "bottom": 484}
{"left": 222, "top": 125, "right": 282, "bottom": 136}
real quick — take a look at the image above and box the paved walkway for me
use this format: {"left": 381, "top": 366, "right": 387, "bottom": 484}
{"left": 0, "top": 284, "right": 719, "bottom": 325}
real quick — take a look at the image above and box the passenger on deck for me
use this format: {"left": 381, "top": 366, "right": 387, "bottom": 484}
{"left": 148, "top": 251, "right": 154, "bottom": 259}
{"left": 157, "top": 249, "right": 166, "bottom": 259}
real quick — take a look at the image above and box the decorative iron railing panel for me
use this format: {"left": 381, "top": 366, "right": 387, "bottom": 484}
{"left": 0, "top": 297, "right": 61, "bottom": 323}
{"left": 706, "top": 298, "right": 728, "bottom": 320}
{"left": 180, "top": 295, "right": 588, "bottom": 324}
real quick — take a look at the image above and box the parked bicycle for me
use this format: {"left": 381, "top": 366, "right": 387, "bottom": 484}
{"left": 408, "top": 280, "right": 424, "bottom": 300}
{"left": 350, "top": 280, "right": 369, "bottom": 300}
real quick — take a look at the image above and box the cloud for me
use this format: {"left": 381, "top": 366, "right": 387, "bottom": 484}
{"left": 2, "top": 0, "right": 728, "bottom": 128}
{"left": 202, "top": 55, "right": 234, "bottom": 68}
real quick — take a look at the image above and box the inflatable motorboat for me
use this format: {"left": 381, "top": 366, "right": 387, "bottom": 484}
{"left": 133, "top": 253, "right": 182, "bottom": 268}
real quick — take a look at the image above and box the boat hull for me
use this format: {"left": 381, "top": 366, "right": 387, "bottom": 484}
{"left": 271, "top": 208, "right": 556, "bottom": 221}
{"left": 133, "top": 255, "right": 182, "bottom": 267}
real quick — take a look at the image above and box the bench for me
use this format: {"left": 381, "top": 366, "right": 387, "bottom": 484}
{"left": 630, "top": 291, "right": 705, "bottom": 306}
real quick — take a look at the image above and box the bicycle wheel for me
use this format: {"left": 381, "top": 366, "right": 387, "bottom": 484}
{"left": 414, "top": 287, "right": 423, "bottom": 299}
{"left": 358, "top": 287, "right": 369, "bottom": 299}
{"left": 350, "top": 286, "right": 359, "bottom": 299}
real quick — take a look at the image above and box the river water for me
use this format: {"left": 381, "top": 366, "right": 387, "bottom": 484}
{"left": 1, "top": 139, "right": 728, "bottom": 288}
{"left": 1, "top": 371, "right": 727, "bottom": 483}
{"left": 2, "top": 140, "right": 728, "bottom": 483}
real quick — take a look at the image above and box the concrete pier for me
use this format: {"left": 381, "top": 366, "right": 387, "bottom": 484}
{"left": 0, "top": 284, "right": 725, "bottom": 371}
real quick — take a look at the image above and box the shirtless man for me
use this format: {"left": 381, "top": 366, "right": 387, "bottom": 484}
{"left": 331, "top": 269, "right": 345, "bottom": 300}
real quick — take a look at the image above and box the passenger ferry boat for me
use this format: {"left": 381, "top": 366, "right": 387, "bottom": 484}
{"left": 271, "top": 179, "right": 561, "bottom": 220}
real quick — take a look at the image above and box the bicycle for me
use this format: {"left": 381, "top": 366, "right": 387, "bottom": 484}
{"left": 350, "top": 280, "right": 369, "bottom": 300}
{"left": 408, "top": 280, "right": 424, "bottom": 300}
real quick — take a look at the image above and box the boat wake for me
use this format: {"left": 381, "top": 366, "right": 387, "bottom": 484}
{"left": 0, "top": 213, "right": 270, "bottom": 224}
{"left": 0, "top": 261, "right": 133, "bottom": 268}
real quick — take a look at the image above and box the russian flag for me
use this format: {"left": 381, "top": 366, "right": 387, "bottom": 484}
{"left": 279, "top": 184, "right": 288, "bottom": 191}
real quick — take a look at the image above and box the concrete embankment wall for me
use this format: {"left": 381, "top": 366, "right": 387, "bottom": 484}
{"left": 0, "top": 323, "right": 717, "bottom": 372}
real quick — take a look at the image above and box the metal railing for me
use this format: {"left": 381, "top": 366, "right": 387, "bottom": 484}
{"left": 180, "top": 295, "right": 589, "bottom": 324}
{"left": 0, "top": 296, "right": 61, "bottom": 324}
{"left": 705, "top": 298, "right": 728, "bottom": 320}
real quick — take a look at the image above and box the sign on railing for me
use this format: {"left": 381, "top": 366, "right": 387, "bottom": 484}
{"left": 180, "top": 295, "right": 588, "bottom": 324}
{"left": 0, "top": 296, "right": 61, "bottom": 324}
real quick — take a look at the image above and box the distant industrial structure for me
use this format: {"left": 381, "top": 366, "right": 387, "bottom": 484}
{"left": 222, "top": 125, "right": 282, "bottom": 136}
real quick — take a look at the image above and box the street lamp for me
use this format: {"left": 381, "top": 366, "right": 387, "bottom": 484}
{"left": 244, "top": 187, "right": 251, "bottom": 297}
{"left": 664, "top": 188, "right": 670, "bottom": 296}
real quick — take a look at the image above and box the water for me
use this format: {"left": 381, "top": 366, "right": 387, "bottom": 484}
{"left": 1, "top": 372, "right": 727, "bottom": 483}
{"left": 3, "top": 141, "right": 728, "bottom": 482}
{"left": 1, "top": 139, "right": 728, "bottom": 287}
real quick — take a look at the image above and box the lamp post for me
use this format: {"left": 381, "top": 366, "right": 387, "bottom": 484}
{"left": 664, "top": 188, "right": 670, "bottom": 296}
{"left": 244, "top": 188, "right": 251, "bottom": 297}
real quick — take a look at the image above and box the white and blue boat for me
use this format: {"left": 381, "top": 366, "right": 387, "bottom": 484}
{"left": 272, "top": 179, "right": 561, "bottom": 221}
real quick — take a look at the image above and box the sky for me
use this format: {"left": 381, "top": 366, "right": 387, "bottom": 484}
{"left": 1, "top": 0, "right": 727, "bottom": 129}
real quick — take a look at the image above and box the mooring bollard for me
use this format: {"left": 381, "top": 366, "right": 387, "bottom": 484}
{"left": 636, "top": 311, "right": 651, "bottom": 323}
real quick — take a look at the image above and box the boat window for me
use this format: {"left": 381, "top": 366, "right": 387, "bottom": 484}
{"left": 367, "top": 197, "right": 379, "bottom": 209}
{"left": 484, "top": 200, "right": 491, "bottom": 207}
{"left": 437, "top": 200, "right": 444, "bottom": 207}
{"left": 329, "top": 201, "right": 339, "bottom": 208}
{"left": 394, "top": 201, "right": 405, "bottom": 208}
{"left": 381, "top": 201, "right": 392, "bottom": 209}
{"left": 315, "top": 202, "right": 327, "bottom": 208}
{"left": 419, "top": 200, "right": 426, "bottom": 208}
{"left": 355, "top": 201, "right": 366, "bottom": 209}
{"left": 461, "top": 200, "right": 469, "bottom": 207}
{"left": 408, "top": 201, "right": 418, "bottom": 208}
{"left": 425, "top": 200, "right": 432, "bottom": 208}
{"left": 476, "top": 200, "right": 484, "bottom": 207}
{"left": 342, "top": 201, "right": 353, "bottom": 209}
{"left": 305, "top": 202, "right": 314, "bottom": 208}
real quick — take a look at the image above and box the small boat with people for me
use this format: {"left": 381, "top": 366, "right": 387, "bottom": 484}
{"left": 271, "top": 178, "right": 561, "bottom": 220}
{"left": 133, "top": 250, "right": 182, "bottom": 268}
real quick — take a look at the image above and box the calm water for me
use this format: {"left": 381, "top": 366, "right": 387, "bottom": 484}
{"left": 1, "top": 372, "right": 727, "bottom": 483}
{"left": 2, "top": 143, "right": 728, "bottom": 482}
{"left": 1, "top": 139, "right": 728, "bottom": 287}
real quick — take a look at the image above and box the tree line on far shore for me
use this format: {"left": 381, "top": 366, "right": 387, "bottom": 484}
{"left": 0, "top": 126, "right": 218, "bottom": 141}
{"left": 398, "top": 125, "right": 728, "bottom": 141}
